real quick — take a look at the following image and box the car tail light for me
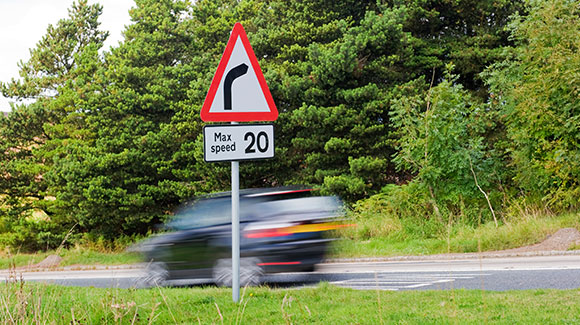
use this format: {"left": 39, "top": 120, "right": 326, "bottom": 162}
{"left": 257, "top": 261, "right": 302, "bottom": 266}
{"left": 244, "top": 222, "right": 351, "bottom": 239}
{"left": 245, "top": 228, "right": 293, "bottom": 238}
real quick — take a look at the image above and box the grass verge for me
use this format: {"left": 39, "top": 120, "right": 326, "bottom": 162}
{"left": 1, "top": 281, "right": 580, "bottom": 324}
{"left": 0, "top": 247, "right": 141, "bottom": 270}
{"left": 331, "top": 212, "right": 580, "bottom": 258}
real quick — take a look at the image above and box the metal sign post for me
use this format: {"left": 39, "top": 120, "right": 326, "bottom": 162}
{"left": 231, "top": 122, "right": 240, "bottom": 302}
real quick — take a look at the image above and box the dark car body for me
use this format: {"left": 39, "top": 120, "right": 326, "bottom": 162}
{"left": 136, "top": 187, "right": 343, "bottom": 286}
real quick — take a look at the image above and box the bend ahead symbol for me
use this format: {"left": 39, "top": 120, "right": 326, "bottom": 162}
{"left": 224, "top": 63, "right": 248, "bottom": 110}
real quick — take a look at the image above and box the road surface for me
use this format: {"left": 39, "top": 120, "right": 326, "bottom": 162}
{"left": 2, "top": 254, "right": 579, "bottom": 291}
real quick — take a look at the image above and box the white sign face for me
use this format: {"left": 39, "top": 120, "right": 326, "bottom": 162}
{"left": 204, "top": 124, "right": 274, "bottom": 162}
{"left": 207, "top": 37, "right": 270, "bottom": 114}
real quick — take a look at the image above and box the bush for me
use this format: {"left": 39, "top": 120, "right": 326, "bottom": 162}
{"left": 390, "top": 71, "right": 505, "bottom": 226}
{"left": 0, "top": 216, "right": 72, "bottom": 252}
{"left": 77, "top": 232, "right": 145, "bottom": 253}
{"left": 483, "top": 0, "right": 580, "bottom": 211}
{"left": 340, "top": 182, "right": 446, "bottom": 241}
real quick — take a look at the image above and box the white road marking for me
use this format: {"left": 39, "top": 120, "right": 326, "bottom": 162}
{"left": 329, "top": 273, "right": 491, "bottom": 291}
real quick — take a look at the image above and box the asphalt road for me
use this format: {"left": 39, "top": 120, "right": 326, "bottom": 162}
{"left": 2, "top": 254, "right": 580, "bottom": 291}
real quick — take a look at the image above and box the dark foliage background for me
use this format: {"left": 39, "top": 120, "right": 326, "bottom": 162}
{"left": 1, "top": 0, "right": 577, "bottom": 251}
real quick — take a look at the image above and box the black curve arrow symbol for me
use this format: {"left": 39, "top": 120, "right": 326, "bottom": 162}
{"left": 224, "top": 63, "right": 248, "bottom": 110}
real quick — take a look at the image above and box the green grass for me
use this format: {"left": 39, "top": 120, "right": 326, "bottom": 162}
{"left": 2, "top": 281, "right": 580, "bottom": 324}
{"left": 0, "top": 247, "right": 141, "bottom": 270}
{"left": 331, "top": 212, "right": 580, "bottom": 258}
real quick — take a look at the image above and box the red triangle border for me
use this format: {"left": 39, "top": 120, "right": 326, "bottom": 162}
{"left": 200, "top": 23, "right": 278, "bottom": 122}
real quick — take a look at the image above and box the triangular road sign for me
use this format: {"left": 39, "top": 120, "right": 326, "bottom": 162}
{"left": 201, "top": 23, "right": 278, "bottom": 122}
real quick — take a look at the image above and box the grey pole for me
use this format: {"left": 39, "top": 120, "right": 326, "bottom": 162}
{"left": 231, "top": 121, "right": 240, "bottom": 303}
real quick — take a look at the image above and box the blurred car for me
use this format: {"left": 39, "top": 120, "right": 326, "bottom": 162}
{"left": 135, "top": 186, "right": 343, "bottom": 287}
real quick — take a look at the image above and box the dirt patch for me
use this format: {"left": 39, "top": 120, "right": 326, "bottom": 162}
{"left": 34, "top": 255, "right": 62, "bottom": 268}
{"left": 495, "top": 228, "right": 580, "bottom": 253}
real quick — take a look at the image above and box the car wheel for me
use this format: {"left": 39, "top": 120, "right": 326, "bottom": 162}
{"left": 139, "top": 261, "right": 168, "bottom": 287}
{"left": 213, "top": 257, "right": 263, "bottom": 287}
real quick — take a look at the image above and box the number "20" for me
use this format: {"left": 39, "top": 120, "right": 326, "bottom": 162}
{"left": 244, "top": 131, "right": 269, "bottom": 153}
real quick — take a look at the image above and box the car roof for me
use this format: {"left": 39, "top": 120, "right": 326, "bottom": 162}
{"left": 196, "top": 185, "right": 314, "bottom": 200}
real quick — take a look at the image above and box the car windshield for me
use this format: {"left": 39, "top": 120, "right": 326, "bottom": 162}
{"left": 166, "top": 197, "right": 264, "bottom": 230}
{"left": 168, "top": 197, "right": 232, "bottom": 230}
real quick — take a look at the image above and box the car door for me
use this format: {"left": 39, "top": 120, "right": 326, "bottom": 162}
{"left": 165, "top": 197, "right": 232, "bottom": 278}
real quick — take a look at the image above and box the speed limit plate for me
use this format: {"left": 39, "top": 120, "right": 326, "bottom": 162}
{"left": 203, "top": 124, "right": 274, "bottom": 162}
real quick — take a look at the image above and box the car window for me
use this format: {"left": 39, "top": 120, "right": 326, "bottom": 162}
{"left": 168, "top": 198, "right": 232, "bottom": 229}
{"left": 167, "top": 197, "right": 264, "bottom": 230}
{"left": 255, "top": 196, "right": 342, "bottom": 218}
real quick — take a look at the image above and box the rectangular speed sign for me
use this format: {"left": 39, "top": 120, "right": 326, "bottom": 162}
{"left": 203, "top": 124, "right": 274, "bottom": 162}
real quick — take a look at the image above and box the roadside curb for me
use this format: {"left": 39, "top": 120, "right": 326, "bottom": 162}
{"left": 324, "top": 250, "right": 580, "bottom": 263}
